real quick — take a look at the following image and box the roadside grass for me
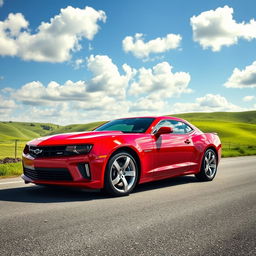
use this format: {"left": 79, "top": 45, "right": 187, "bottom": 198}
{"left": 222, "top": 146, "right": 256, "bottom": 157}
{"left": 0, "top": 140, "right": 26, "bottom": 159}
{"left": 0, "top": 162, "right": 22, "bottom": 177}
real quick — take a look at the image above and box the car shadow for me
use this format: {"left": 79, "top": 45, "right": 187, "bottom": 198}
{"left": 134, "top": 175, "right": 197, "bottom": 193}
{"left": 0, "top": 185, "right": 104, "bottom": 203}
{"left": 0, "top": 175, "right": 197, "bottom": 203}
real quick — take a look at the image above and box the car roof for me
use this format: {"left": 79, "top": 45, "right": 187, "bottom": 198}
{"left": 116, "top": 116, "right": 186, "bottom": 122}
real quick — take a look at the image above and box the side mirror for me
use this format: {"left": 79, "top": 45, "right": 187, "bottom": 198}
{"left": 154, "top": 126, "right": 173, "bottom": 136}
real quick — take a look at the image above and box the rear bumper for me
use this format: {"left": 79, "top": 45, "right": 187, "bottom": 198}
{"left": 22, "top": 153, "right": 106, "bottom": 189}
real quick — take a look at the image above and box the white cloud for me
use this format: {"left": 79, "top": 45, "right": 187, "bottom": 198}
{"left": 1, "top": 87, "right": 13, "bottom": 93}
{"left": 130, "top": 96, "right": 167, "bottom": 112}
{"left": 4, "top": 55, "right": 194, "bottom": 123}
{"left": 0, "top": 13, "right": 28, "bottom": 56}
{"left": 87, "top": 55, "right": 135, "bottom": 99}
{"left": 0, "top": 95, "right": 16, "bottom": 117}
{"left": 0, "top": 95, "right": 16, "bottom": 110}
{"left": 0, "top": 6, "right": 106, "bottom": 62}
{"left": 78, "top": 98, "right": 130, "bottom": 113}
{"left": 191, "top": 5, "right": 256, "bottom": 51}
{"left": 122, "top": 33, "right": 181, "bottom": 58}
{"left": 12, "top": 55, "right": 134, "bottom": 107}
{"left": 72, "top": 58, "right": 85, "bottom": 70}
{"left": 129, "top": 61, "right": 191, "bottom": 98}
{"left": 14, "top": 80, "right": 87, "bottom": 104}
{"left": 224, "top": 61, "right": 256, "bottom": 88}
{"left": 173, "top": 94, "right": 243, "bottom": 113}
{"left": 243, "top": 96, "right": 255, "bottom": 102}
{"left": 0, "top": 0, "right": 3, "bottom": 7}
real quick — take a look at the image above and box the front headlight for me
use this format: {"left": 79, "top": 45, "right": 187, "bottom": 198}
{"left": 65, "top": 144, "right": 93, "bottom": 155}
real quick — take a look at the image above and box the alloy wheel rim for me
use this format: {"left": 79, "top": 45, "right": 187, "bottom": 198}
{"left": 204, "top": 150, "right": 217, "bottom": 178}
{"left": 110, "top": 155, "right": 136, "bottom": 193}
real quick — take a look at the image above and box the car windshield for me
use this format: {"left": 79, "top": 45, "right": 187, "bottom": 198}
{"left": 95, "top": 118, "right": 155, "bottom": 133}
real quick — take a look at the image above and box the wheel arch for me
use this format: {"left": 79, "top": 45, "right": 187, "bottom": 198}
{"left": 103, "top": 146, "right": 141, "bottom": 186}
{"left": 199, "top": 146, "right": 219, "bottom": 172}
{"left": 206, "top": 146, "right": 219, "bottom": 163}
{"left": 197, "top": 145, "right": 219, "bottom": 173}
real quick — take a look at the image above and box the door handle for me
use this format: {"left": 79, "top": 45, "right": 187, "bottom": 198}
{"left": 184, "top": 139, "right": 190, "bottom": 144}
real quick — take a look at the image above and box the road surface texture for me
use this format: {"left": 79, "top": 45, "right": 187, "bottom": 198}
{"left": 0, "top": 156, "right": 255, "bottom": 256}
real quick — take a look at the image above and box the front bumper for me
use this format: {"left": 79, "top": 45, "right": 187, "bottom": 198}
{"left": 22, "top": 153, "right": 106, "bottom": 189}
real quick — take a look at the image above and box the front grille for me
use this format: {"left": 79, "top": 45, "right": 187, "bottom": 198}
{"left": 24, "top": 167, "right": 73, "bottom": 181}
{"left": 29, "top": 146, "right": 66, "bottom": 158}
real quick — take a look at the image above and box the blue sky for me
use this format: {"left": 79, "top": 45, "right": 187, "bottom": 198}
{"left": 0, "top": 0, "right": 255, "bottom": 124}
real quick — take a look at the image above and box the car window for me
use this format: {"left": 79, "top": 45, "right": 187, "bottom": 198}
{"left": 95, "top": 118, "right": 155, "bottom": 133}
{"left": 154, "top": 120, "right": 193, "bottom": 134}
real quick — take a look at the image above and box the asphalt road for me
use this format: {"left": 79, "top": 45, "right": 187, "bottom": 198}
{"left": 0, "top": 156, "right": 255, "bottom": 256}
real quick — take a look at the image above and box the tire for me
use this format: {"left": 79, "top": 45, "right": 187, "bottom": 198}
{"left": 104, "top": 151, "right": 139, "bottom": 196}
{"left": 195, "top": 149, "right": 218, "bottom": 181}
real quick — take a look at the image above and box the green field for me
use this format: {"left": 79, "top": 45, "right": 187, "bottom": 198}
{"left": 0, "top": 111, "right": 255, "bottom": 177}
{"left": 0, "top": 121, "right": 60, "bottom": 159}
{"left": 47, "top": 121, "right": 106, "bottom": 135}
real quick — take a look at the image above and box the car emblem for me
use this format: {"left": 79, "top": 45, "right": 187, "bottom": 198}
{"left": 30, "top": 148, "right": 43, "bottom": 155}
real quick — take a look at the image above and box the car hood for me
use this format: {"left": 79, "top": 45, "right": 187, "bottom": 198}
{"left": 28, "top": 131, "right": 124, "bottom": 146}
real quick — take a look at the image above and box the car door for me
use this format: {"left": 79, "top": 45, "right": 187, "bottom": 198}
{"left": 152, "top": 119, "right": 195, "bottom": 178}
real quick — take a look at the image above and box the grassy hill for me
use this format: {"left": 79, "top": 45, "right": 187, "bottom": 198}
{"left": 0, "top": 111, "right": 256, "bottom": 159}
{"left": 0, "top": 121, "right": 60, "bottom": 159}
{"left": 47, "top": 121, "right": 106, "bottom": 135}
{"left": 0, "top": 121, "right": 60, "bottom": 140}
{"left": 172, "top": 111, "right": 256, "bottom": 124}
{"left": 0, "top": 121, "right": 106, "bottom": 159}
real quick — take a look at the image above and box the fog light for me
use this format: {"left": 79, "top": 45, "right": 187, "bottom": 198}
{"left": 84, "top": 163, "right": 90, "bottom": 178}
{"left": 78, "top": 163, "right": 91, "bottom": 179}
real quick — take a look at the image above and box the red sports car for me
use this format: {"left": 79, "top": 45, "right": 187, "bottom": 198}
{"left": 22, "top": 116, "right": 221, "bottom": 196}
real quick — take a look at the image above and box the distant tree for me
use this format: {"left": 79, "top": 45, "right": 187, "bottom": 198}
{"left": 41, "top": 125, "right": 52, "bottom": 131}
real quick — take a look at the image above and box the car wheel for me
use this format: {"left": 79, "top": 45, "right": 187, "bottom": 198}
{"left": 195, "top": 149, "right": 218, "bottom": 181}
{"left": 104, "top": 151, "right": 139, "bottom": 196}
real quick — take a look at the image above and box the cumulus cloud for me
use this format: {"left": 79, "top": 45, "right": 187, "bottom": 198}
{"left": 0, "top": 95, "right": 16, "bottom": 117}
{"left": 122, "top": 33, "right": 181, "bottom": 58}
{"left": 173, "top": 94, "right": 243, "bottom": 113}
{"left": 12, "top": 55, "right": 134, "bottom": 107}
{"left": 0, "top": 95, "right": 16, "bottom": 110}
{"left": 14, "top": 80, "right": 88, "bottom": 105}
{"left": 3, "top": 55, "right": 194, "bottom": 122}
{"left": 129, "top": 61, "right": 191, "bottom": 98}
{"left": 224, "top": 61, "right": 256, "bottom": 88}
{"left": 129, "top": 96, "right": 167, "bottom": 112}
{"left": 191, "top": 5, "right": 256, "bottom": 51}
{"left": 0, "top": 6, "right": 106, "bottom": 62}
{"left": 243, "top": 96, "right": 255, "bottom": 102}
{"left": 87, "top": 55, "right": 135, "bottom": 98}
